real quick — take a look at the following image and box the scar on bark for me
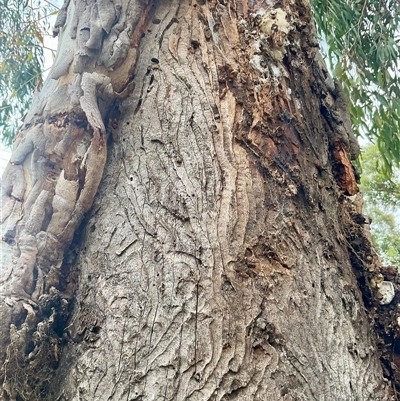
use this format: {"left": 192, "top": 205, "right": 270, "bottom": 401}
{"left": 332, "top": 143, "right": 358, "bottom": 196}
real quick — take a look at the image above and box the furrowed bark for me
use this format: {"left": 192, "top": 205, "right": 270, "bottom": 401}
{"left": 0, "top": 0, "right": 394, "bottom": 400}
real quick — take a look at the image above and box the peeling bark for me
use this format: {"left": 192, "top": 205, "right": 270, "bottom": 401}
{"left": 0, "top": 0, "right": 394, "bottom": 400}
{"left": 0, "top": 0, "right": 150, "bottom": 398}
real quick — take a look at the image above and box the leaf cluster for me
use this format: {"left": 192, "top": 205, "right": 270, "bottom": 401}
{"left": 311, "top": 0, "right": 400, "bottom": 175}
{"left": 0, "top": 0, "right": 57, "bottom": 145}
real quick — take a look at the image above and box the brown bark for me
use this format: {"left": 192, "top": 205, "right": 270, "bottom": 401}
{"left": 0, "top": 0, "right": 394, "bottom": 399}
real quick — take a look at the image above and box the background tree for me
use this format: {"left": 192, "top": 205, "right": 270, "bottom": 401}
{"left": 0, "top": 0, "right": 398, "bottom": 400}
{"left": 360, "top": 144, "right": 400, "bottom": 266}
{"left": 0, "top": 0, "right": 58, "bottom": 145}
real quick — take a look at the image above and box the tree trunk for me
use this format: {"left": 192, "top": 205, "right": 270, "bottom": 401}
{"left": 0, "top": 0, "right": 394, "bottom": 399}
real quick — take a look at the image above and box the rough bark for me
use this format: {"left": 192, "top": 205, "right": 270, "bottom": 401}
{"left": 0, "top": 0, "right": 395, "bottom": 400}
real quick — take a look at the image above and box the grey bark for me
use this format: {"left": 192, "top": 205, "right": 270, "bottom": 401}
{"left": 0, "top": 0, "right": 393, "bottom": 400}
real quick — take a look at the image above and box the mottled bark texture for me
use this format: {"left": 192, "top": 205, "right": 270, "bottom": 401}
{"left": 0, "top": 0, "right": 394, "bottom": 399}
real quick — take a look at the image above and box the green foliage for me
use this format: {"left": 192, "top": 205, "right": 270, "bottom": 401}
{"left": 0, "top": 0, "right": 57, "bottom": 145}
{"left": 311, "top": 0, "right": 400, "bottom": 175}
{"left": 360, "top": 144, "right": 400, "bottom": 266}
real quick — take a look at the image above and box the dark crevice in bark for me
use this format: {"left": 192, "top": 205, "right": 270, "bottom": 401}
{"left": 343, "top": 200, "right": 400, "bottom": 397}
{"left": 1, "top": 206, "right": 90, "bottom": 400}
